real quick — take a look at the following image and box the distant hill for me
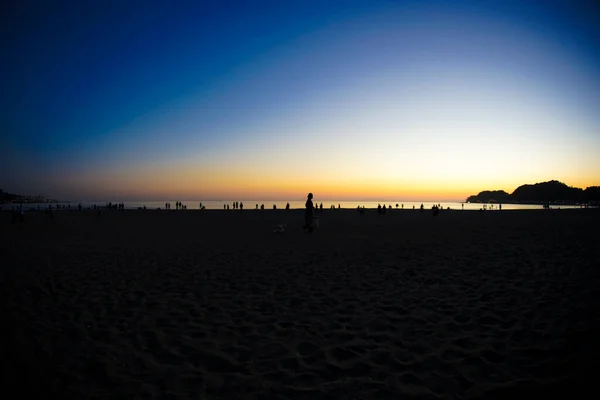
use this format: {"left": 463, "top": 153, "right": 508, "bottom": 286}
{"left": 0, "top": 188, "right": 25, "bottom": 203}
{"left": 584, "top": 186, "right": 600, "bottom": 201}
{"left": 511, "top": 180, "right": 583, "bottom": 202}
{"left": 0, "top": 188, "right": 49, "bottom": 203}
{"left": 467, "top": 180, "right": 600, "bottom": 204}
{"left": 465, "top": 190, "right": 511, "bottom": 203}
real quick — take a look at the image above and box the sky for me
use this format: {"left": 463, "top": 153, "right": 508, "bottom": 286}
{"left": 2, "top": 0, "right": 600, "bottom": 201}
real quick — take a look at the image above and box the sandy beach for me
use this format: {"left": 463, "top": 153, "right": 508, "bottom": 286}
{"left": 1, "top": 207, "right": 599, "bottom": 399}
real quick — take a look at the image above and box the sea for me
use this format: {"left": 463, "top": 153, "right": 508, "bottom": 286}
{"left": 3, "top": 200, "right": 589, "bottom": 211}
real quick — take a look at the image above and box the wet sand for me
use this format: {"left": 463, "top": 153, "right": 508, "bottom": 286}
{"left": 1, "top": 208, "right": 599, "bottom": 399}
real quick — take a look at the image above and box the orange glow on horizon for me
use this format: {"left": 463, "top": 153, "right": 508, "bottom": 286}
{"left": 63, "top": 161, "right": 600, "bottom": 202}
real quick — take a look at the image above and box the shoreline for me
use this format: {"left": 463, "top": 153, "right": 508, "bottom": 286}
{"left": 2, "top": 205, "right": 598, "bottom": 213}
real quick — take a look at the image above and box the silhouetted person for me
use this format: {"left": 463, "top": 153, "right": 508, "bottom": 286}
{"left": 420, "top": 203, "right": 424, "bottom": 212}
{"left": 273, "top": 204, "right": 276, "bottom": 210}
{"left": 256, "top": 204, "right": 258, "bottom": 210}
{"left": 240, "top": 202, "right": 243, "bottom": 211}
{"left": 377, "top": 204, "right": 382, "bottom": 215}
{"left": 320, "top": 202, "right": 323, "bottom": 211}
{"left": 286, "top": 202, "right": 290, "bottom": 210}
{"left": 382, "top": 204, "right": 387, "bottom": 215}
{"left": 303, "top": 192, "right": 314, "bottom": 232}
{"left": 260, "top": 204, "right": 264, "bottom": 210}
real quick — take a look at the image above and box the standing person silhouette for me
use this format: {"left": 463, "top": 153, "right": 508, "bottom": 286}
{"left": 303, "top": 193, "right": 314, "bottom": 233}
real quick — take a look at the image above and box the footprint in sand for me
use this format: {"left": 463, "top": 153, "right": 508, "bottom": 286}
{"left": 327, "top": 346, "right": 358, "bottom": 364}
{"left": 295, "top": 341, "right": 320, "bottom": 356}
{"left": 189, "top": 350, "right": 243, "bottom": 374}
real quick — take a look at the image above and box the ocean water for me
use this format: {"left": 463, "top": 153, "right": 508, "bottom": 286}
{"left": 5, "top": 200, "right": 587, "bottom": 211}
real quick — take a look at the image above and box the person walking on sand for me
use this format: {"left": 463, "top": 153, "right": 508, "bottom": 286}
{"left": 303, "top": 192, "right": 314, "bottom": 232}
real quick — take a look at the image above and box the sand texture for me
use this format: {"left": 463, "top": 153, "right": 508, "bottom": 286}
{"left": 1, "top": 208, "right": 599, "bottom": 399}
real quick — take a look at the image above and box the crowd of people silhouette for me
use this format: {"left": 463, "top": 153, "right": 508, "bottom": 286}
{"left": 105, "top": 202, "right": 125, "bottom": 210}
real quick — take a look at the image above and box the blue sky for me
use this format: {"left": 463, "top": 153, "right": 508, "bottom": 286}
{"left": 2, "top": 0, "right": 600, "bottom": 201}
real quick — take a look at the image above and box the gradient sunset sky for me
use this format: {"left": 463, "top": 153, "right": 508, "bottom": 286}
{"left": 2, "top": 0, "right": 600, "bottom": 201}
